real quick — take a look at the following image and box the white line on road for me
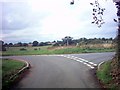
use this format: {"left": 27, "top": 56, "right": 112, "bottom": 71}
{"left": 74, "top": 58, "right": 94, "bottom": 68}
{"left": 71, "top": 55, "right": 97, "bottom": 66}
{"left": 33, "top": 54, "right": 97, "bottom": 69}
{"left": 98, "top": 61, "right": 105, "bottom": 70}
{"left": 62, "top": 55, "right": 97, "bottom": 69}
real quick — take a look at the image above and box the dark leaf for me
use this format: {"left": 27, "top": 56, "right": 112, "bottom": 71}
{"left": 70, "top": 2, "right": 74, "bottom": 5}
{"left": 90, "top": 3, "right": 93, "bottom": 5}
{"left": 99, "top": 8, "right": 100, "bottom": 10}
{"left": 93, "top": 9, "right": 97, "bottom": 12}
{"left": 93, "top": 16, "right": 97, "bottom": 20}
{"left": 101, "top": 12, "right": 103, "bottom": 15}
{"left": 113, "top": 19, "right": 117, "bottom": 22}
{"left": 93, "top": 13, "right": 95, "bottom": 15}
{"left": 70, "top": 0, "right": 74, "bottom": 5}
{"left": 101, "top": 9, "right": 104, "bottom": 11}
{"left": 98, "top": 12, "right": 100, "bottom": 14}
{"left": 95, "top": 1, "right": 98, "bottom": 4}
{"left": 96, "top": 21, "right": 98, "bottom": 24}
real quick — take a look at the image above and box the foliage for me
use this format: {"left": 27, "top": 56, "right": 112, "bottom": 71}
{"left": 2, "top": 37, "right": 115, "bottom": 48}
{"left": 20, "top": 48, "right": 27, "bottom": 51}
{"left": 34, "top": 48, "right": 38, "bottom": 50}
{"left": 52, "top": 43, "right": 60, "bottom": 46}
{"left": 32, "top": 41, "right": 39, "bottom": 46}
{"left": 90, "top": 0, "right": 105, "bottom": 27}
{"left": 97, "top": 60, "right": 119, "bottom": 89}
{"left": 2, "top": 45, "right": 115, "bottom": 56}
{"left": 39, "top": 42, "right": 51, "bottom": 46}
{"left": 70, "top": 0, "right": 105, "bottom": 27}
{"left": 62, "top": 36, "right": 73, "bottom": 46}
{"left": 97, "top": 61, "right": 112, "bottom": 84}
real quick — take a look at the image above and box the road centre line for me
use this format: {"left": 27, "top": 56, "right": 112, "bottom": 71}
{"left": 67, "top": 55, "right": 97, "bottom": 66}
{"left": 83, "top": 62, "right": 94, "bottom": 69}
{"left": 62, "top": 55, "right": 97, "bottom": 69}
{"left": 34, "top": 54, "right": 97, "bottom": 69}
{"left": 73, "top": 58, "right": 94, "bottom": 69}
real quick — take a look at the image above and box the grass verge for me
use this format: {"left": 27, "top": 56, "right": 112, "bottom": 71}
{"left": 97, "top": 61, "right": 119, "bottom": 89}
{"left": 2, "top": 58, "right": 26, "bottom": 89}
{"left": 1, "top": 46, "right": 115, "bottom": 56}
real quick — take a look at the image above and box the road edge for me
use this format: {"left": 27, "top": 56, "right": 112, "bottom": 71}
{"left": 98, "top": 61, "right": 105, "bottom": 70}
{"left": 94, "top": 61, "right": 106, "bottom": 89}
{"left": 9, "top": 59, "right": 30, "bottom": 80}
{"left": 2, "top": 58, "right": 31, "bottom": 90}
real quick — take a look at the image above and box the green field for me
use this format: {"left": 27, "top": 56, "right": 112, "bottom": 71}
{"left": 1, "top": 45, "right": 115, "bottom": 56}
{"left": 2, "top": 59, "right": 25, "bottom": 89}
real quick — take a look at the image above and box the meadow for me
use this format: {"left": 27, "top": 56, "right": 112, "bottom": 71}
{"left": 1, "top": 44, "right": 115, "bottom": 56}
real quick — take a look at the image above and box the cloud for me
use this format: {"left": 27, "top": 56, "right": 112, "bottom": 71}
{"left": 2, "top": 1, "right": 47, "bottom": 32}
{"left": 2, "top": 2, "right": 29, "bottom": 30}
{"left": 1, "top": 0, "right": 117, "bottom": 43}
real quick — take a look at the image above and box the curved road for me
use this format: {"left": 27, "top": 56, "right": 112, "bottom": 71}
{"left": 4, "top": 52, "right": 115, "bottom": 88}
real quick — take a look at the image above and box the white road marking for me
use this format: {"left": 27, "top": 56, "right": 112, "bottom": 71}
{"left": 98, "top": 61, "right": 105, "bottom": 70}
{"left": 33, "top": 54, "right": 97, "bottom": 69}
{"left": 71, "top": 56, "right": 97, "bottom": 66}
{"left": 34, "top": 55, "right": 63, "bottom": 56}
{"left": 88, "top": 62, "right": 97, "bottom": 66}
{"left": 62, "top": 55, "right": 97, "bottom": 69}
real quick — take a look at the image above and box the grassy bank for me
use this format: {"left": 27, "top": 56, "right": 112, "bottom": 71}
{"left": 1, "top": 46, "right": 115, "bottom": 56}
{"left": 2, "top": 59, "right": 25, "bottom": 89}
{"left": 97, "top": 61, "right": 119, "bottom": 89}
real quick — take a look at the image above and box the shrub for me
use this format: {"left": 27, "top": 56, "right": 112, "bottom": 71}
{"left": 34, "top": 48, "right": 37, "bottom": 50}
{"left": 20, "top": 48, "right": 27, "bottom": 51}
{"left": 52, "top": 43, "right": 59, "bottom": 46}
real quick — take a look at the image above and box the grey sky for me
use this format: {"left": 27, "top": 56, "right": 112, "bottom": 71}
{"left": 1, "top": 0, "right": 118, "bottom": 43}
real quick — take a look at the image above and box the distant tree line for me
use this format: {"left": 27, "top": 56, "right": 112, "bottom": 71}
{"left": 0, "top": 36, "right": 116, "bottom": 51}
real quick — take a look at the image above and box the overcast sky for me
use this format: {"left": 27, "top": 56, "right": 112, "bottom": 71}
{"left": 1, "top": 0, "right": 118, "bottom": 43}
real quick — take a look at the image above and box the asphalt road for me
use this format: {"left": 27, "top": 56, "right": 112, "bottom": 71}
{"left": 4, "top": 52, "right": 115, "bottom": 88}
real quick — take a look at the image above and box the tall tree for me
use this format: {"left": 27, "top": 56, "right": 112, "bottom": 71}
{"left": 17, "top": 42, "right": 22, "bottom": 46}
{"left": 32, "top": 41, "right": 39, "bottom": 46}
{"left": 8, "top": 43, "right": 13, "bottom": 47}
{"left": 62, "top": 36, "right": 73, "bottom": 46}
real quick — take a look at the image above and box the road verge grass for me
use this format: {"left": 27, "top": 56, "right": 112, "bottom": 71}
{"left": 2, "top": 46, "right": 115, "bottom": 56}
{"left": 2, "top": 58, "right": 26, "bottom": 89}
{"left": 97, "top": 61, "right": 119, "bottom": 89}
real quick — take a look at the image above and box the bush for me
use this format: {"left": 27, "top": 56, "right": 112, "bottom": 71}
{"left": 53, "top": 43, "right": 59, "bottom": 46}
{"left": 2, "top": 47, "right": 6, "bottom": 51}
{"left": 34, "top": 48, "right": 37, "bottom": 50}
{"left": 20, "top": 48, "right": 27, "bottom": 51}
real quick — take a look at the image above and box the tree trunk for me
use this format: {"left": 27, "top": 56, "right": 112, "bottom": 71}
{"left": 67, "top": 40, "right": 69, "bottom": 46}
